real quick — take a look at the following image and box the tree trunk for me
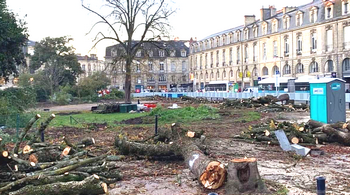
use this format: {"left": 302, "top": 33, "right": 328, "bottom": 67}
{"left": 8, "top": 175, "right": 105, "bottom": 195}
{"left": 225, "top": 158, "right": 267, "bottom": 194}
{"left": 124, "top": 60, "right": 132, "bottom": 104}
{"left": 115, "top": 123, "right": 226, "bottom": 190}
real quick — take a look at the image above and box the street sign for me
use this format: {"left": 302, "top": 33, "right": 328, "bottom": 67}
{"left": 275, "top": 71, "right": 280, "bottom": 87}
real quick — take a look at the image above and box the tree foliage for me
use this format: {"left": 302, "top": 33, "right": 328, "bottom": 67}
{"left": 0, "top": 87, "right": 36, "bottom": 115}
{"left": 83, "top": 0, "right": 175, "bottom": 103}
{"left": 30, "top": 37, "right": 83, "bottom": 95}
{"left": 74, "top": 72, "right": 111, "bottom": 98}
{"left": 0, "top": 0, "right": 28, "bottom": 81}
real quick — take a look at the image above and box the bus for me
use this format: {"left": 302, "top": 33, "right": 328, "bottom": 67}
{"left": 204, "top": 81, "right": 234, "bottom": 92}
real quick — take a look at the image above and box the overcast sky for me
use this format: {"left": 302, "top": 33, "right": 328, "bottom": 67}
{"left": 8, "top": 0, "right": 307, "bottom": 59}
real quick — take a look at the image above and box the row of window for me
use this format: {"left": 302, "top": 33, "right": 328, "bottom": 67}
{"left": 192, "top": 2, "right": 350, "bottom": 53}
{"left": 194, "top": 58, "right": 350, "bottom": 80}
{"left": 135, "top": 50, "right": 187, "bottom": 58}
{"left": 145, "top": 75, "right": 187, "bottom": 82}
{"left": 81, "top": 64, "right": 104, "bottom": 72}
{"left": 192, "top": 27, "right": 350, "bottom": 69}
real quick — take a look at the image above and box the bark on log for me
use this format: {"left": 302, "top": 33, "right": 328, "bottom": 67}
{"left": 13, "top": 114, "right": 41, "bottom": 154}
{"left": 28, "top": 114, "right": 55, "bottom": 145}
{"left": 8, "top": 175, "right": 105, "bottom": 195}
{"left": 0, "top": 154, "right": 107, "bottom": 193}
{"left": 225, "top": 158, "right": 267, "bottom": 194}
{"left": 115, "top": 123, "right": 226, "bottom": 190}
{"left": 322, "top": 125, "right": 350, "bottom": 146}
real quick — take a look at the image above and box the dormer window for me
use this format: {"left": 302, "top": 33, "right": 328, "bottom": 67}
{"left": 310, "top": 6, "right": 318, "bottom": 23}
{"left": 262, "top": 22, "right": 268, "bottom": 35}
{"left": 136, "top": 50, "right": 141, "bottom": 57}
{"left": 244, "top": 28, "right": 249, "bottom": 40}
{"left": 324, "top": 0, "right": 334, "bottom": 20}
{"left": 236, "top": 31, "right": 241, "bottom": 42}
{"left": 229, "top": 33, "right": 234, "bottom": 43}
{"left": 343, "top": 0, "right": 349, "bottom": 15}
{"left": 283, "top": 15, "right": 290, "bottom": 29}
{"left": 159, "top": 50, "right": 165, "bottom": 57}
{"left": 296, "top": 11, "right": 303, "bottom": 26}
{"left": 148, "top": 50, "right": 153, "bottom": 57}
{"left": 253, "top": 25, "right": 258, "bottom": 38}
{"left": 272, "top": 19, "right": 278, "bottom": 33}
{"left": 181, "top": 50, "right": 186, "bottom": 57}
{"left": 223, "top": 35, "right": 227, "bottom": 45}
{"left": 170, "top": 50, "right": 176, "bottom": 57}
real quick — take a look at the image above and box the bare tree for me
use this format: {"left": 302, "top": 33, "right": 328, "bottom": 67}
{"left": 82, "top": 0, "right": 175, "bottom": 103}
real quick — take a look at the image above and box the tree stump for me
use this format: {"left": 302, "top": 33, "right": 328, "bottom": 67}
{"left": 225, "top": 158, "right": 267, "bottom": 194}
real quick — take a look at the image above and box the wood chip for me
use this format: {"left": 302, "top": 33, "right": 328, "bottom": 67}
{"left": 187, "top": 131, "right": 195, "bottom": 138}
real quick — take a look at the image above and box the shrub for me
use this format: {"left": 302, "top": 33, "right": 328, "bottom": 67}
{"left": 0, "top": 87, "right": 36, "bottom": 115}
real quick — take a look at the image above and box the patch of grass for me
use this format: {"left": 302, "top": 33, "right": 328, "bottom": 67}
{"left": 234, "top": 111, "right": 261, "bottom": 123}
{"left": 38, "top": 111, "right": 148, "bottom": 128}
{"left": 149, "top": 105, "right": 219, "bottom": 124}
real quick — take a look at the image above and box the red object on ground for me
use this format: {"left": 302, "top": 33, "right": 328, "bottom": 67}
{"left": 144, "top": 103, "right": 157, "bottom": 108}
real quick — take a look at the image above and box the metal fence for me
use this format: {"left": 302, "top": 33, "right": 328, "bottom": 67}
{"left": 132, "top": 92, "right": 350, "bottom": 103}
{"left": 0, "top": 113, "right": 36, "bottom": 142}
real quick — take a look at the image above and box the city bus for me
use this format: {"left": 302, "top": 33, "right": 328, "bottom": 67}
{"left": 204, "top": 81, "right": 234, "bottom": 92}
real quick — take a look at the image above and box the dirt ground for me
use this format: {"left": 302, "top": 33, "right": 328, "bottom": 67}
{"left": 43, "top": 101, "right": 350, "bottom": 195}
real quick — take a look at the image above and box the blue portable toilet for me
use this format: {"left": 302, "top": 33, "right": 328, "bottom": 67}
{"left": 310, "top": 78, "right": 346, "bottom": 124}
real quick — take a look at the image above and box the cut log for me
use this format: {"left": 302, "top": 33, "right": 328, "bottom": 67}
{"left": 77, "top": 137, "right": 95, "bottom": 147}
{"left": 13, "top": 114, "right": 41, "bottom": 154}
{"left": 115, "top": 123, "right": 226, "bottom": 190}
{"left": 307, "top": 120, "right": 324, "bottom": 129}
{"left": 226, "top": 158, "right": 267, "bottom": 194}
{"left": 288, "top": 136, "right": 299, "bottom": 144}
{"left": 8, "top": 175, "right": 105, "bottom": 195}
{"left": 322, "top": 125, "right": 350, "bottom": 146}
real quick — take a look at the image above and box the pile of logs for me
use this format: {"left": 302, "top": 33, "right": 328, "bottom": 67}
{"left": 238, "top": 119, "right": 350, "bottom": 146}
{"left": 115, "top": 123, "right": 267, "bottom": 193}
{"left": 222, "top": 94, "right": 308, "bottom": 113}
{"left": 0, "top": 114, "right": 123, "bottom": 195}
{"left": 180, "top": 96, "right": 212, "bottom": 104}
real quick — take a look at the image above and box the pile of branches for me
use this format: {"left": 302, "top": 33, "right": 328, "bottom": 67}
{"left": 238, "top": 119, "right": 350, "bottom": 146}
{"left": 0, "top": 114, "right": 123, "bottom": 195}
{"left": 180, "top": 96, "right": 217, "bottom": 104}
{"left": 222, "top": 94, "right": 308, "bottom": 113}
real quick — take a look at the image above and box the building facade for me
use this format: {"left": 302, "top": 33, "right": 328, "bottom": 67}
{"left": 105, "top": 41, "right": 190, "bottom": 92}
{"left": 189, "top": 0, "right": 350, "bottom": 90}
{"left": 76, "top": 54, "right": 105, "bottom": 81}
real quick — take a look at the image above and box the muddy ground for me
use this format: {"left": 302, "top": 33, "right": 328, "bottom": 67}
{"left": 42, "top": 102, "right": 350, "bottom": 195}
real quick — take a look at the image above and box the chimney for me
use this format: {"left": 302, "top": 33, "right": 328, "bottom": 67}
{"left": 244, "top": 15, "right": 256, "bottom": 26}
{"left": 260, "top": 7, "right": 271, "bottom": 21}
{"left": 270, "top": 5, "right": 276, "bottom": 16}
{"left": 283, "top": 6, "right": 297, "bottom": 14}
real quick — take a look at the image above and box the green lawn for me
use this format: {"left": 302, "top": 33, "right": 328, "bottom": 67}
{"left": 234, "top": 110, "right": 261, "bottom": 123}
{"left": 38, "top": 111, "right": 148, "bottom": 128}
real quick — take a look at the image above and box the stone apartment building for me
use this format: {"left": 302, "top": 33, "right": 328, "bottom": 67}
{"left": 76, "top": 54, "right": 105, "bottom": 81}
{"left": 105, "top": 41, "right": 190, "bottom": 92}
{"left": 189, "top": 0, "right": 350, "bottom": 90}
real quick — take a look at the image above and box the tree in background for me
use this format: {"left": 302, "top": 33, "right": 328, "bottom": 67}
{"left": 18, "top": 73, "right": 51, "bottom": 102}
{"left": 74, "top": 72, "right": 111, "bottom": 98}
{"left": 0, "top": 0, "right": 28, "bottom": 81}
{"left": 83, "top": 0, "right": 175, "bottom": 103}
{"left": 30, "top": 37, "right": 83, "bottom": 96}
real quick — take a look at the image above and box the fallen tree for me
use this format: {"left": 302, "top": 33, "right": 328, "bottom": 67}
{"left": 115, "top": 123, "right": 226, "bottom": 190}
{"left": 238, "top": 118, "right": 350, "bottom": 146}
{"left": 0, "top": 114, "right": 123, "bottom": 195}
